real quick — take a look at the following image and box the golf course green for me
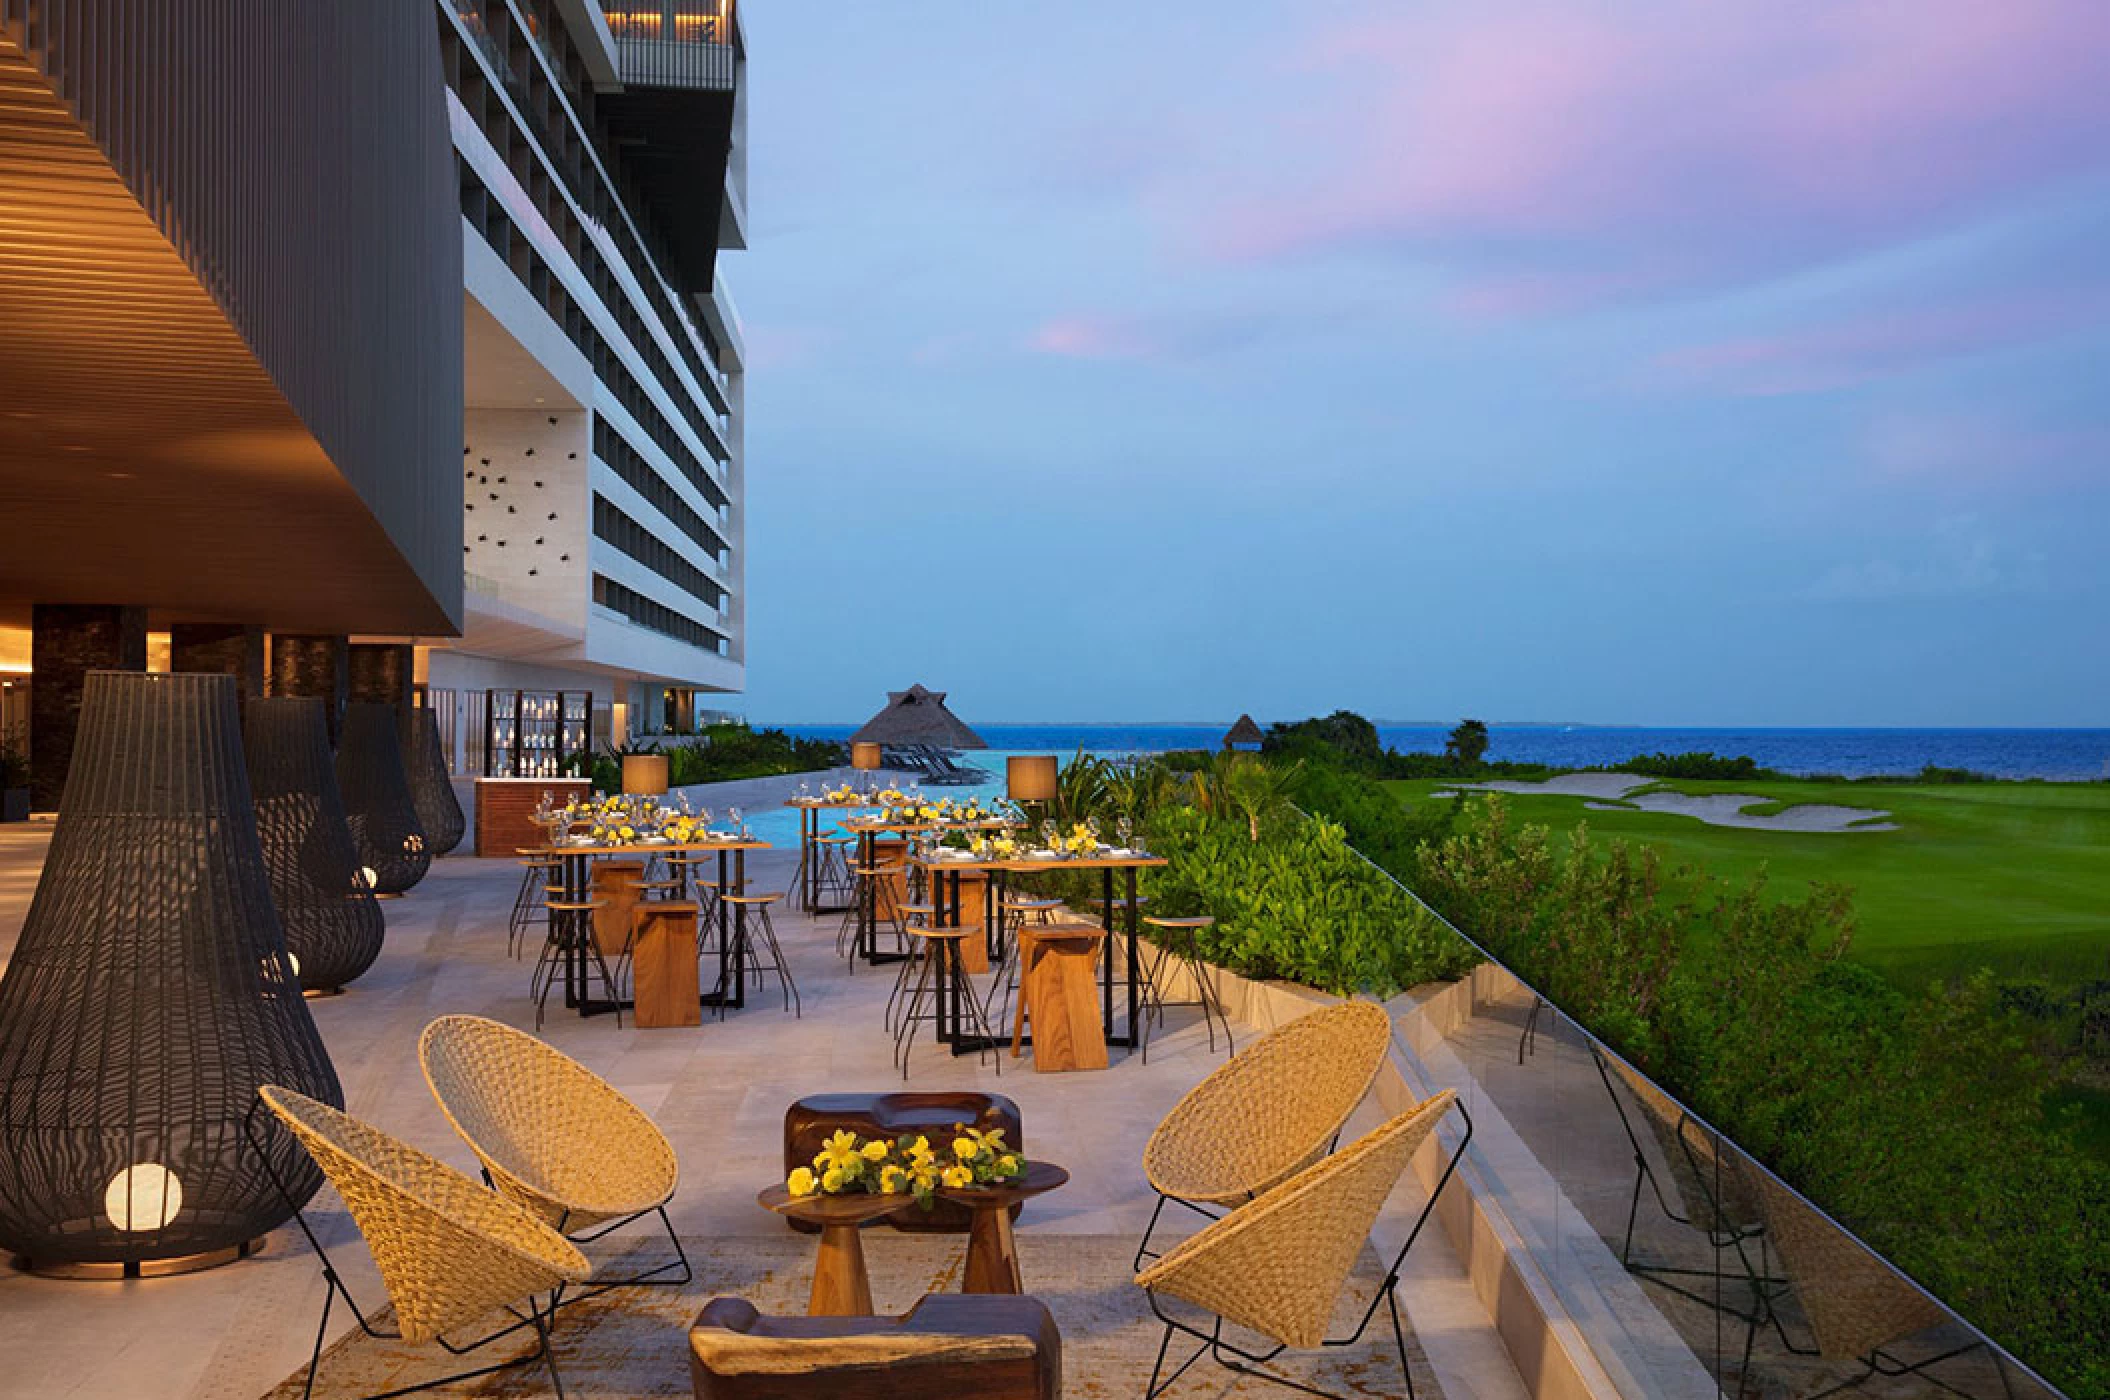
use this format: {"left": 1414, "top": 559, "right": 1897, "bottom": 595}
{"left": 1386, "top": 775, "right": 2110, "bottom": 989}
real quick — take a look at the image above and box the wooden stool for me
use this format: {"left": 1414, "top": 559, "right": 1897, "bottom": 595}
{"left": 1017, "top": 925, "right": 1107, "bottom": 1073}
{"left": 591, "top": 862, "right": 648, "bottom": 959}
{"left": 632, "top": 902, "right": 701, "bottom": 1028}
{"left": 1141, "top": 915, "right": 1231, "bottom": 1059}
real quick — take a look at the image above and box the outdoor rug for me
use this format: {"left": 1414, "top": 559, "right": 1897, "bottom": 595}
{"left": 258, "top": 1232, "right": 1435, "bottom": 1399}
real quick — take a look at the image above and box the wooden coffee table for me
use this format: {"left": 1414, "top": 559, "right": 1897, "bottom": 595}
{"left": 757, "top": 1187, "right": 915, "bottom": 1315}
{"left": 938, "top": 1161, "right": 1070, "bottom": 1295}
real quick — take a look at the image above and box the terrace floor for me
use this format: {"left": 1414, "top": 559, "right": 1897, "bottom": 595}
{"left": 0, "top": 810, "right": 1528, "bottom": 1400}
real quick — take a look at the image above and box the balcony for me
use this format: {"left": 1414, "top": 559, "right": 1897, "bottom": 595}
{"left": 604, "top": 1, "right": 737, "bottom": 90}
{"left": 595, "top": 1, "right": 740, "bottom": 291}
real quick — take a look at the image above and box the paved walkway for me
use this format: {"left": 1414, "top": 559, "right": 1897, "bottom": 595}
{"left": 0, "top": 821, "right": 1525, "bottom": 1399}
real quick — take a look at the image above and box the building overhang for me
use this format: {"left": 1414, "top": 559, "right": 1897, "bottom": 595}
{"left": 0, "top": 29, "right": 457, "bottom": 635}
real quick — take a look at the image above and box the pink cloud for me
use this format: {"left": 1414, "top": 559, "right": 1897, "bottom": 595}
{"left": 1197, "top": 1, "right": 2110, "bottom": 311}
{"left": 1028, "top": 316, "right": 1157, "bottom": 360}
{"left": 1648, "top": 286, "right": 2110, "bottom": 395}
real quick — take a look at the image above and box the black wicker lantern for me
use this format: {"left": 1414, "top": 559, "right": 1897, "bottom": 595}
{"left": 406, "top": 707, "right": 465, "bottom": 857}
{"left": 334, "top": 701, "right": 430, "bottom": 896}
{"left": 244, "top": 697, "right": 385, "bottom": 994}
{"left": 0, "top": 672, "right": 343, "bottom": 1275}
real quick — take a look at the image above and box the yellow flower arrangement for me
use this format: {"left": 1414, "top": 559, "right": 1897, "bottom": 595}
{"left": 782, "top": 1124, "right": 1025, "bottom": 1208}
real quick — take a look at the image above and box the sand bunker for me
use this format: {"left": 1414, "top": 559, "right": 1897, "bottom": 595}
{"left": 1441, "top": 774, "right": 1895, "bottom": 833}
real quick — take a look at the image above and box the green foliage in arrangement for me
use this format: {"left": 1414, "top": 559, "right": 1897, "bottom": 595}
{"left": 1409, "top": 795, "right": 2110, "bottom": 1397}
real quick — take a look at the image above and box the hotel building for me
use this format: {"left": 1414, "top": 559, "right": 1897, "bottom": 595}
{"left": 0, "top": 0, "right": 747, "bottom": 806}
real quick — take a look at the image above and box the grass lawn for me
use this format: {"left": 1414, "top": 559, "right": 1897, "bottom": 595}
{"left": 1385, "top": 776, "right": 2110, "bottom": 990}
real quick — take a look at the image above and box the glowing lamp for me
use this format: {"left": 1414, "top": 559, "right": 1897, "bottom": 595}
{"left": 1007, "top": 755, "right": 1058, "bottom": 803}
{"left": 851, "top": 742, "right": 883, "bottom": 771}
{"left": 104, "top": 1163, "right": 183, "bottom": 1232}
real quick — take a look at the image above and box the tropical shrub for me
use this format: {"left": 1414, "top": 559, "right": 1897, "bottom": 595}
{"left": 1409, "top": 794, "right": 2110, "bottom": 1397}
{"left": 1615, "top": 751, "right": 1783, "bottom": 781}
{"left": 1145, "top": 805, "right": 1474, "bottom": 996}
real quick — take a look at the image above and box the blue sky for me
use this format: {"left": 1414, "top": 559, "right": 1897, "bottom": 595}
{"left": 733, "top": 2, "right": 2110, "bottom": 726}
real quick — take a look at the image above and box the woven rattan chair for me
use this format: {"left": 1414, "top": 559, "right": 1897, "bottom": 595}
{"left": 419, "top": 1015, "right": 689, "bottom": 1301}
{"left": 1135, "top": 1091, "right": 1466, "bottom": 1400}
{"left": 1135, "top": 1001, "right": 1395, "bottom": 1271}
{"left": 251, "top": 1085, "right": 589, "bottom": 1399}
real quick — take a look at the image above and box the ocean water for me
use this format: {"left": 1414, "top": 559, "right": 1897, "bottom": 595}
{"left": 777, "top": 724, "right": 2110, "bottom": 782}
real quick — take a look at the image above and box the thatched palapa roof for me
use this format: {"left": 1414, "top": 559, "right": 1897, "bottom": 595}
{"left": 849, "top": 685, "right": 987, "bottom": 750}
{"left": 1223, "top": 714, "right": 1265, "bottom": 749}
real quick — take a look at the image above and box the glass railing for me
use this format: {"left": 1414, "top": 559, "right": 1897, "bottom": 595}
{"left": 1340, "top": 840, "right": 2069, "bottom": 1400}
{"left": 603, "top": 1, "right": 736, "bottom": 90}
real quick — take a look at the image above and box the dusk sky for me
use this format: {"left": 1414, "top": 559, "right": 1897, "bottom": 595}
{"left": 735, "top": 2, "right": 2110, "bottom": 727}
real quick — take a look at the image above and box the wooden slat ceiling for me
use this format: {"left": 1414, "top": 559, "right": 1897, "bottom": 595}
{"left": 0, "top": 38, "right": 455, "bottom": 635}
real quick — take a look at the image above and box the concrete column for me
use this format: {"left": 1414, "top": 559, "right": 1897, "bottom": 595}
{"left": 169, "top": 623, "right": 265, "bottom": 702}
{"left": 346, "top": 642, "right": 415, "bottom": 718}
{"left": 269, "top": 634, "right": 348, "bottom": 743}
{"left": 29, "top": 604, "right": 148, "bottom": 810}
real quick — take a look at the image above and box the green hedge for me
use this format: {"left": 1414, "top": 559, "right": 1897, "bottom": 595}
{"left": 1411, "top": 795, "right": 2110, "bottom": 1397}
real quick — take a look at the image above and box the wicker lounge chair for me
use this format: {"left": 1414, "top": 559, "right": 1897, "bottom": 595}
{"left": 1135, "top": 1000, "right": 1394, "bottom": 1270}
{"left": 1135, "top": 1091, "right": 1466, "bottom": 1400}
{"left": 419, "top": 1014, "right": 688, "bottom": 1299}
{"left": 252, "top": 1085, "right": 590, "bottom": 1399}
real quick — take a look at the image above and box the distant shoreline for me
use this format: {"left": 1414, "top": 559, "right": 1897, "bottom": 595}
{"left": 771, "top": 721, "right": 2110, "bottom": 783}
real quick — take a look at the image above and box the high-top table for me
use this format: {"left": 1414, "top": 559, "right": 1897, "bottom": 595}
{"left": 843, "top": 817, "right": 1019, "bottom": 965}
{"left": 912, "top": 850, "right": 1166, "bottom": 1059}
{"left": 537, "top": 835, "right": 771, "bottom": 1017}
{"left": 784, "top": 797, "right": 871, "bottom": 913}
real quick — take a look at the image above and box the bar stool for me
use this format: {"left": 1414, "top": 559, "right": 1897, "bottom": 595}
{"left": 510, "top": 851, "right": 561, "bottom": 959}
{"left": 532, "top": 896, "right": 621, "bottom": 1032}
{"left": 1093, "top": 892, "right": 1153, "bottom": 995}
{"left": 1140, "top": 915, "right": 1231, "bottom": 1060}
{"left": 722, "top": 892, "right": 800, "bottom": 1017}
{"left": 895, "top": 924, "right": 1001, "bottom": 1080}
{"left": 813, "top": 832, "right": 857, "bottom": 907}
{"left": 839, "top": 862, "right": 908, "bottom": 964}
{"left": 883, "top": 902, "right": 939, "bottom": 1030}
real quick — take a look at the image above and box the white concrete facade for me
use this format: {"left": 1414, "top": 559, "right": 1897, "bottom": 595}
{"left": 423, "top": 1, "right": 748, "bottom": 761}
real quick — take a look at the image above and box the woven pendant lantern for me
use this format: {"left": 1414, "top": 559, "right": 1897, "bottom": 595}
{"left": 243, "top": 697, "right": 385, "bottom": 994}
{"left": 0, "top": 672, "right": 342, "bottom": 1275}
{"left": 335, "top": 701, "right": 430, "bottom": 895}
{"left": 405, "top": 707, "right": 466, "bottom": 856}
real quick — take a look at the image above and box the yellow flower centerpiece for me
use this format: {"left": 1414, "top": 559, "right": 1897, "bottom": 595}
{"left": 784, "top": 1124, "right": 1024, "bottom": 1208}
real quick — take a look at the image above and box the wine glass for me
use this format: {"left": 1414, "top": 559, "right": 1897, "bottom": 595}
{"left": 728, "top": 805, "right": 743, "bottom": 837}
{"left": 1040, "top": 818, "right": 1058, "bottom": 854}
{"left": 1117, "top": 815, "right": 1134, "bottom": 851}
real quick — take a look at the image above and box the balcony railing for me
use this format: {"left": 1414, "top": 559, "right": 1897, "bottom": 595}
{"left": 604, "top": 2, "right": 736, "bottom": 90}
{"left": 1314, "top": 813, "right": 2070, "bottom": 1399}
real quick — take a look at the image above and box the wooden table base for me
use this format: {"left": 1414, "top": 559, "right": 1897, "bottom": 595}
{"left": 811, "top": 1222, "right": 875, "bottom": 1315}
